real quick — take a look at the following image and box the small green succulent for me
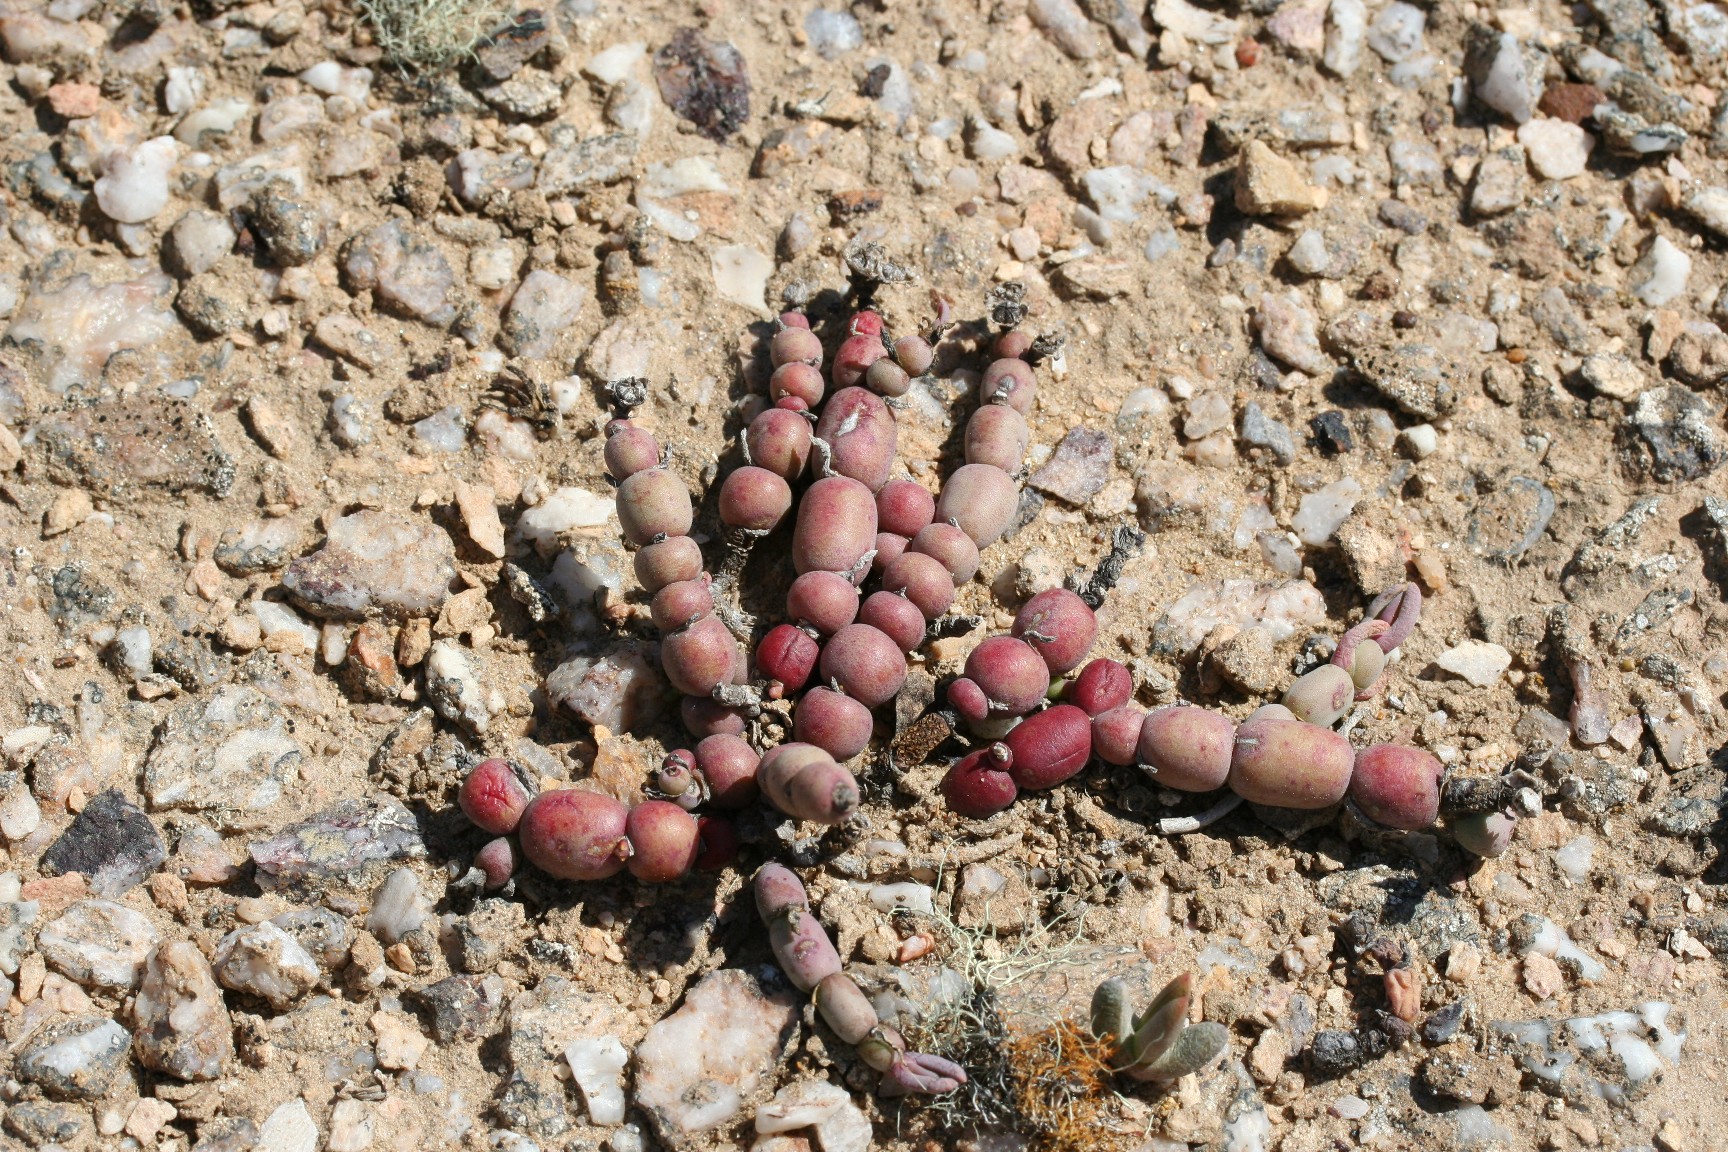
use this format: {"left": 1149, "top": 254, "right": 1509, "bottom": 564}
{"left": 1089, "top": 973, "right": 1229, "bottom": 1083}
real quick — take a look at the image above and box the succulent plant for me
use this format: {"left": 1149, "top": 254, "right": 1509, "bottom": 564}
{"left": 815, "top": 386, "right": 898, "bottom": 491}
{"left": 1452, "top": 809, "right": 1518, "bottom": 857}
{"left": 1090, "top": 705, "right": 1145, "bottom": 766}
{"left": 1349, "top": 744, "right": 1444, "bottom": 830}
{"left": 517, "top": 789, "right": 632, "bottom": 882}
{"left": 1281, "top": 663, "right": 1356, "bottom": 727}
{"left": 792, "top": 687, "right": 875, "bottom": 761}
{"left": 1012, "top": 588, "right": 1099, "bottom": 675}
{"left": 1137, "top": 705, "right": 1235, "bottom": 792}
{"left": 949, "top": 635, "right": 1051, "bottom": 727}
{"left": 459, "top": 757, "right": 737, "bottom": 889}
{"left": 1089, "top": 973, "right": 1228, "bottom": 1083}
{"left": 1068, "top": 657, "right": 1132, "bottom": 716}
{"left": 633, "top": 535, "right": 704, "bottom": 594}
{"left": 754, "top": 864, "right": 966, "bottom": 1096}
{"left": 1228, "top": 714, "right": 1355, "bottom": 809}
{"left": 458, "top": 757, "right": 535, "bottom": 835}
{"left": 940, "top": 741, "right": 1017, "bottom": 818}
{"left": 474, "top": 836, "right": 517, "bottom": 890}
{"left": 622, "top": 800, "right": 701, "bottom": 883}
{"left": 1364, "top": 581, "right": 1422, "bottom": 653}
{"left": 1003, "top": 703, "right": 1092, "bottom": 791}
{"left": 756, "top": 743, "right": 860, "bottom": 824}
{"left": 859, "top": 590, "right": 927, "bottom": 652}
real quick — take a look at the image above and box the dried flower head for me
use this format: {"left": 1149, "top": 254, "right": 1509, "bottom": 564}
{"left": 987, "top": 281, "right": 1029, "bottom": 328}
{"left": 1385, "top": 966, "right": 1422, "bottom": 1024}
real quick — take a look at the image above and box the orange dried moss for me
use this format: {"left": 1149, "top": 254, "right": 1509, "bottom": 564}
{"left": 1001, "top": 1019, "right": 1122, "bottom": 1152}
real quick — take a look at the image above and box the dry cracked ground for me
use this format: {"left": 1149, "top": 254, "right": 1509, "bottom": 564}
{"left": 0, "top": 0, "right": 1726, "bottom": 1149}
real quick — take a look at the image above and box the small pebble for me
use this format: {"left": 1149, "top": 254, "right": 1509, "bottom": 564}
{"left": 1399, "top": 424, "right": 1438, "bottom": 459}
{"left": 1435, "top": 640, "right": 1513, "bottom": 687}
{"left": 1291, "top": 478, "right": 1363, "bottom": 545}
{"left": 1629, "top": 235, "right": 1692, "bottom": 307}
{"left": 1517, "top": 119, "right": 1594, "bottom": 180}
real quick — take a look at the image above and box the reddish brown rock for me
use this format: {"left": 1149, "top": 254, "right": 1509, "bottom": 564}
{"left": 1538, "top": 83, "right": 1604, "bottom": 124}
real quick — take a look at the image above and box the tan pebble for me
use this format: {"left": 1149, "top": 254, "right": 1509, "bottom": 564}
{"left": 583, "top": 928, "right": 607, "bottom": 956}
{"left": 1235, "top": 140, "right": 1327, "bottom": 216}
{"left": 1522, "top": 953, "right": 1564, "bottom": 999}
{"left": 1466, "top": 860, "right": 1498, "bottom": 900}
{"left": 17, "top": 953, "right": 45, "bottom": 1003}
{"left": 185, "top": 558, "right": 224, "bottom": 601}
{"left": 97, "top": 1109, "right": 125, "bottom": 1137}
{"left": 1656, "top": 1118, "right": 1690, "bottom": 1152}
{"left": 1384, "top": 967, "right": 1422, "bottom": 1022}
{"left": 262, "top": 628, "right": 308, "bottom": 656}
{"left": 41, "top": 973, "right": 93, "bottom": 1013}
{"left": 397, "top": 618, "right": 431, "bottom": 666}
{"left": 219, "top": 612, "right": 263, "bottom": 652}
{"left": 384, "top": 942, "right": 416, "bottom": 973}
{"left": 860, "top": 925, "right": 899, "bottom": 963}
{"left": 42, "top": 489, "right": 93, "bottom": 538}
{"left": 434, "top": 587, "right": 492, "bottom": 637}
{"left": 1523, "top": 811, "right": 1570, "bottom": 850}
{"left": 481, "top": 457, "right": 522, "bottom": 503}
{"left": 397, "top": 455, "right": 439, "bottom": 477}
{"left": 146, "top": 873, "right": 189, "bottom": 917}
{"left": 22, "top": 873, "right": 86, "bottom": 916}
{"left": 1444, "top": 942, "right": 1481, "bottom": 984}
{"left": 1248, "top": 1029, "right": 1289, "bottom": 1085}
{"left": 897, "top": 933, "right": 934, "bottom": 963}
{"left": 370, "top": 1010, "right": 429, "bottom": 1070}
{"left": 125, "top": 1098, "right": 177, "bottom": 1143}
{"left": 243, "top": 396, "right": 300, "bottom": 459}
{"left": 1413, "top": 549, "right": 1447, "bottom": 592}
{"left": 234, "top": 897, "right": 277, "bottom": 924}
{"left": 1597, "top": 938, "right": 1628, "bottom": 959}
{"left": 350, "top": 931, "right": 385, "bottom": 975}
{"left": 0, "top": 423, "right": 21, "bottom": 472}
{"left": 926, "top": 637, "right": 971, "bottom": 663}
{"left": 587, "top": 735, "right": 649, "bottom": 802}
{"left": 455, "top": 480, "right": 506, "bottom": 559}
{"left": 46, "top": 81, "right": 101, "bottom": 117}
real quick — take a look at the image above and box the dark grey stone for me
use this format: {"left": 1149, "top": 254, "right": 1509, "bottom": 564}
{"left": 1240, "top": 401, "right": 1295, "bottom": 465}
{"left": 1623, "top": 385, "right": 1728, "bottom": 482}
{"left": 4, "top": 1100, "right": 91, "bottom": 1147}
{"left": 1310, "top": 410, "right": 1353, "bottom": 455}
{"left": 1422, "top": 1001, "right": 1467, "bottom": 1045}
{"left": 249, "top": 189, "right": 326, "bottom": 266}
{"left": 475, "top": 9, "right": 551, "bottom": 80}
{"left": 40, "top": 787, "right": 165, "bottom": 896}
{"left": 1377, "top": 199, "right": 1429, "bottom": 234}
{"left": 1307, "top": 1029, "right": 1365, "bottom": 1078}
{"left": 412, "top": 974, "right": 508, "bottom": 1043}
